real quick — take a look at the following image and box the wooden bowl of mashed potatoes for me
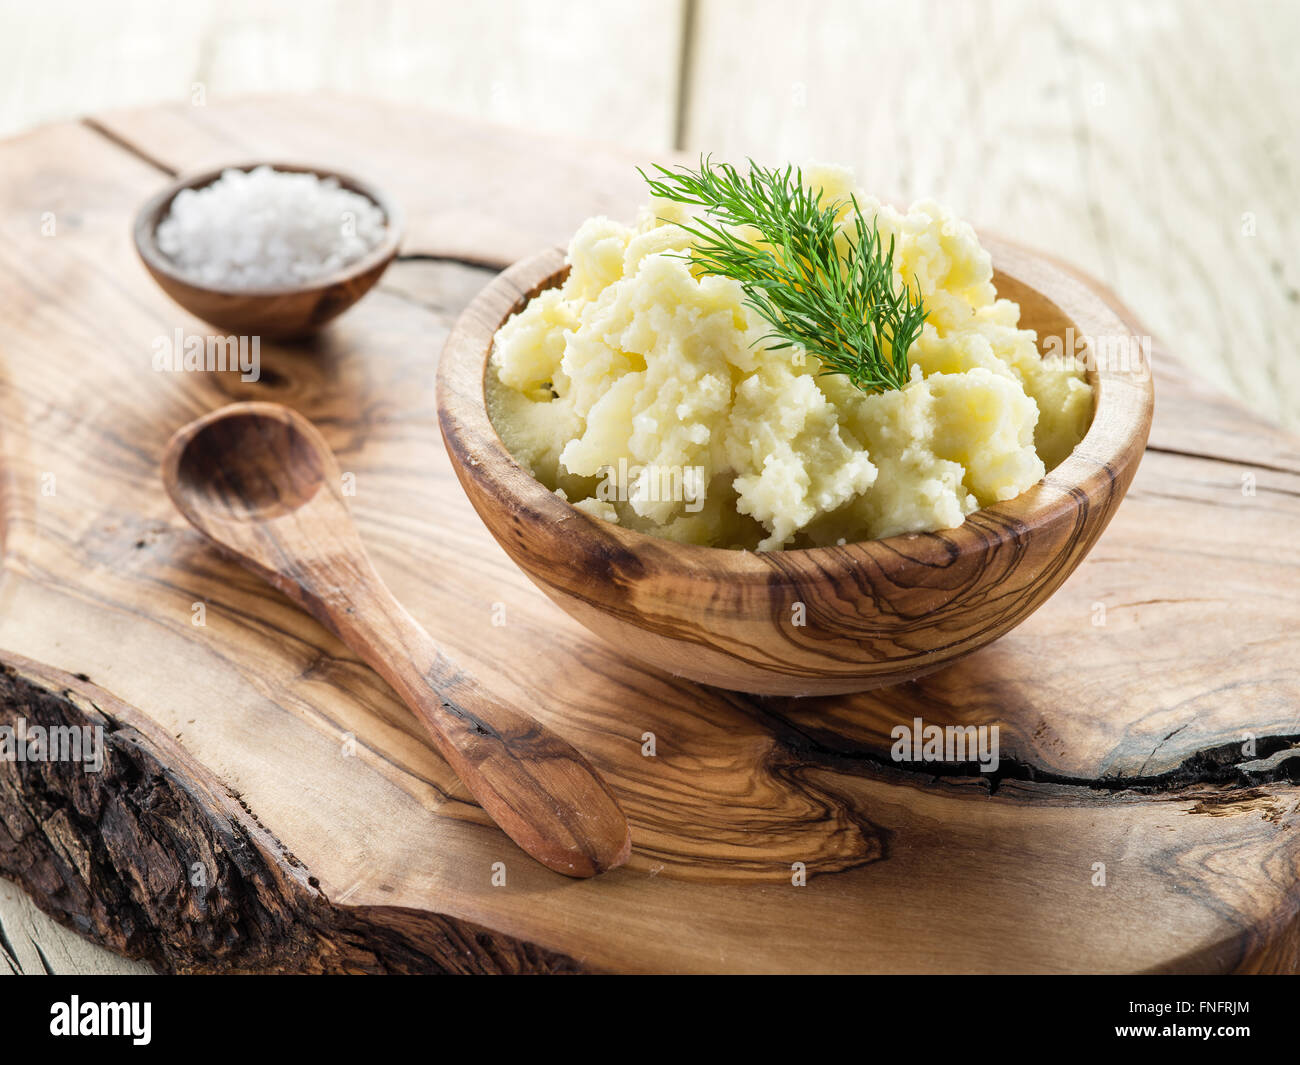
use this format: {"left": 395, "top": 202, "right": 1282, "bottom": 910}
{"left": 438, "top": 211, "right": 1152, "bottom": 696}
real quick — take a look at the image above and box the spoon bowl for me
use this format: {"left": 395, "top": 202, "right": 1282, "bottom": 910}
{"left": 172, "top": 407, "right": 329, "bottom": 521}
{"left": 163, "top": 401, "right": 632, "bottom": 878}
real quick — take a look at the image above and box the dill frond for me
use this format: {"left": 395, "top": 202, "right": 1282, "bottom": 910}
{"left": 640, "top": 157, "right": 926, "bottom": 394}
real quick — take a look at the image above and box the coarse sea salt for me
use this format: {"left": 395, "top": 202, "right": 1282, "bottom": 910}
{"left": 155, "top": 165, "right": 387, "bottom": 289}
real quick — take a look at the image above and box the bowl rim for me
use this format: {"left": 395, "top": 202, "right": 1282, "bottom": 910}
{"left": 437, "top": 238, "right": 1155, "bottom": 588}
{"left": 132, "top": 160, "right": 405, "bottom": 298}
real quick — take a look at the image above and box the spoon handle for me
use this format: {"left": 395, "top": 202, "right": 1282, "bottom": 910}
{"left": 161, "top": 400, "right": 630, "bottom": 878}
{"left": 299, "top": 563, "right": 632, "bottom": 878}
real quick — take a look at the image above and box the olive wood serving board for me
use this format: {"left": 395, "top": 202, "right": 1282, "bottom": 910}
{"left": 0, "top": 97, "right": 1298, "bottom": 973}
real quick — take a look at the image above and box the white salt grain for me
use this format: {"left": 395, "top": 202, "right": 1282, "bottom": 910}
{"left": 155, "top": 165, "right": 387, "bottom": 289}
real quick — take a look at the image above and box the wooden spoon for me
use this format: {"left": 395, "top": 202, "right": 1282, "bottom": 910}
{"left": 161, "top": 401, "right": 632, "bottom": 878}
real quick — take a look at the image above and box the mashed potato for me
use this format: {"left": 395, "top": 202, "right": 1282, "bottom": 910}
{"left": 487, "top": 164, "right": 1093, "bottom": 551}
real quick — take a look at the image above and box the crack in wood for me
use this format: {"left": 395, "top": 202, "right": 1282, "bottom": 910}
{"left": 0, "top": 911, "right": 21, "bottom": 972}
{"left": 394, "top": 251, "right": 508, "bottom": 270}
{"left": 1146, "top": 443, "right": 1300, "bottom": 477}
{"left": 749, "top": 694, "right": 1300, "bottom": 798}
{"left": 80, "top": 117, "right": 178, "bottom": 178}
{"left": 30, "top": 937, "right": 55, "bottom": 975}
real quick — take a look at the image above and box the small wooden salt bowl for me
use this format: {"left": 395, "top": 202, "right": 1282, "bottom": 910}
{"left": 133, "top": 162, "right": 402, "bottom": 338}
{"left": 437, "top": 239, "right": 1155, "bottom": 696}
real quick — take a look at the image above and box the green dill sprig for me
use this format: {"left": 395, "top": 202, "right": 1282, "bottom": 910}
{"left": 639, "top": 157, "right": 926, "bottom": 394}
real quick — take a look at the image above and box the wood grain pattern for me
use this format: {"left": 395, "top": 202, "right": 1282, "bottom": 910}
{"left": 438, "top": 245, "right": 1153, "bottom": 695}
{"left": 0, "top": 653, "right": 584, "bottom": 973}
{"left": 0, "top": 101, "right": 1297, "bottom": 973}
{"left": 162, "top": 401, "right": 630, "bottom": 877}
{"left": 0, "top": 1, "right": 686, "bottom": 148}
{"left": 133, "top": 163, "right": 404, "bottom": 337}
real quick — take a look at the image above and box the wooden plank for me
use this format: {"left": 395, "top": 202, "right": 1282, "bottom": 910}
{"left": 88, "top": 94, "right": 666, "bottom": 267}
{"left": 0, "top": 103, "right": 1297, "bottom": 973}
{"left": 684, "top": 0, "right": 1300, "bottom": 429}
{"left": 0, "top": 0, "right": 683, "bottom": 149}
